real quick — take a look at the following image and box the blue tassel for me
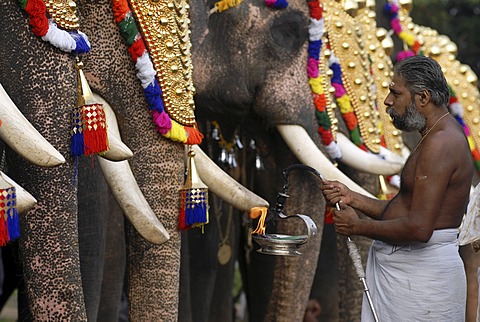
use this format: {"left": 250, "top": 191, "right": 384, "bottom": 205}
{"left": 6, "top": 207, "right": 20, "bottom": 241}
{"left": 71, "top": 131, "right": 85, "bottom": 157}
{"left": 185, "top": 203, "right": 208, "bottom": 226}
{"left": 184, "top": 190, "right": 208, "bottom": 227}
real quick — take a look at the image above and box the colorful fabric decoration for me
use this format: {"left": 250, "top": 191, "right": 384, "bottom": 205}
{"left": 178, "top": 148, "right": 209, "bottom": 230}
{"left": 111, "top": 0, "right": 203, "bottom": 145}
{"left": 328, "top": 50, "right": 368, "bottom": 152}
{"left": 265, "top": 0, "right": 288, "bottom": 9}
{"left": 0, "top": 187, "right": 20, "bottom": 246}
{"left": 448, "top": 87, "right": 480, "bottom": 171}
{"left": 18, "top": 0, "right": 91, "bottom": 54}
{"left": 307, "top": 0, "right": 342, "bottom": 161}
{"left": 71, "top": 60, "right": 109, "bottom": 157}
{"left": 211, "top": 0, "right": 244, "bottom": 13}
{"left": 19, "top": 0, "right": 110, "bottom": 160}
{"left": 384, "top": 1, "right": 423, "bottom": 61}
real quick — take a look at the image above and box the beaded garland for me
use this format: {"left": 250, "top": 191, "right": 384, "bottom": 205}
{"left": 111, "top": 0, "right": 203, "bottom": 145}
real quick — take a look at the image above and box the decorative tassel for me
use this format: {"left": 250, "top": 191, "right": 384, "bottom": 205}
{"left": 0, "top": 184, "right": 20, "bottom": 245}
{"left": 6, "top": 188, "right": 20, "bottom": 241}
{"left": 71, "top": 58, "right": 109, "bottom": 157}
{"left": 179, "top": 146, "right": 209, "bottom": 230}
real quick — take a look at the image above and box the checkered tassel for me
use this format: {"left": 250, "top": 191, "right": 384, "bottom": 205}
{"left": 178, "top": 147, "right": 209, "bottom": 230}
{"left": 0, "top": 187, "right": 20, "bottom": 246}
{"left": 71, "top": 58, "right": 109, "bottom": 157}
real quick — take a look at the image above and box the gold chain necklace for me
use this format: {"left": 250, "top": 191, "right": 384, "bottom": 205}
{"left": 410, "top": 112, "right": 449, "bottom": 156}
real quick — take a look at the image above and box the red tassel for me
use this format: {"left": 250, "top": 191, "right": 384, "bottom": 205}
{"left": 178, "top": 192, "right": 189, "bottom": 230}
{"left": 73, "top": 58, "right": 109, "bottom": 157}
{"left": 0, "top": 209, "right": 8, "bottom": 246}
{"left": 185, "top": 126, "right": 204, "bottom": 145}
{"left": 81, "top": 104, "right": 109, "bottom": 156}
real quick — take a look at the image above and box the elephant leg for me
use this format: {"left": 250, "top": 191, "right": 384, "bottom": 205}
{"left": 310, "top": 223, "right": 339, "bottom": 322}
{"left": 1, "top": 2, "right": 86, "bottom": 319}
{"left": 77, "top": 156, "right": 109, "bottom": 320}
{"left": 180, "top": 201, "right": 239, "bottom": 322}
{"left": 97, "top": 191, "right": 126, "bottom": 322}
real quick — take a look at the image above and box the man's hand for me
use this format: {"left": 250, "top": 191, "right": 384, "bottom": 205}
{"left": 321, "top": 179, "right": 353, "bottom": 207}
{"left": 333, "top": 202, "right": 359, "bottom": 236}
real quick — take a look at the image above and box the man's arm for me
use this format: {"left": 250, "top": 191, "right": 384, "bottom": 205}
{"left": 321, "top": 179, "right": 389, "bottom": 220}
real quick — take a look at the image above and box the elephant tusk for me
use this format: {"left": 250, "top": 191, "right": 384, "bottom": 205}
{"left": 192, "top": 145, "right": 270, "bottom": 211}
{"left": 98, "top": 158, "right": 170, "bottom": 244}
{"left": 337, "top": 133, "right": 404, "bottom": 176}
{"left": 101, "top": 130, "right": 134, "bottom": 161}
{"left": 0, "top": 171, "right": 37, "bottom": 214}
{"left": 0, "top": 83, "right": 65, "bottom": 167}
{"left": 92, "top": 94, "right": 133, "bottom": 162}
{"left": 277, "top": 125, "right": 375, "bottom": 198}
{"left": 93, "top": 93, "right": 169, "bottom": 244}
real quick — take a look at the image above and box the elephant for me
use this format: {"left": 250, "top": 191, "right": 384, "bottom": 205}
{"left": 181, "top": 0, "right": 409, "bottom": 321}
{"left": 0, "top": 0, "right": 269, "bottom": 320}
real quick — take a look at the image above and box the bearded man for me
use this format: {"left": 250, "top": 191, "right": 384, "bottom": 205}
{"left": 321, "top": 55, "right": 474, "bottom": 321}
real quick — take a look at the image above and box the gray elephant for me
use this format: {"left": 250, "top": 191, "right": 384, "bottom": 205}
{"left": 0, "top": 0, "right": 402, "bottom": 321}
{"left": 182, "top": 0, "right": 406, "bottom": 321}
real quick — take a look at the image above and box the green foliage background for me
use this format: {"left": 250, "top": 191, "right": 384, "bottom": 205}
{"left": 409, "top": 0, "right": 480, "bottom": 76}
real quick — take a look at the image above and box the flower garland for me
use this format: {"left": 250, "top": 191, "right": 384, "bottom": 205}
{"left": 384, "top": 1, "right": 422, "bottom": 61}
{"left": 449, "top": 87, "right": 480, "bottom": 170}
{"left": 328, "top": 51, "right": 368, "bottom": 152}
{"left": 265, "top": 0, "right": 288, "bottom": 9}
{"left": 210, "top": 0, "right": 244, "bottom": 13}
{"left": 18, "top": 0, "right": 91, "bottom": 54}
{"left": 385, "top": 0, "right": 480, "bottom": 172}
{"left": 307, "top": 0, "right": 342, "bottom": 161}
{"left": 111, "top": 0, "right": 203, "bottom": 145}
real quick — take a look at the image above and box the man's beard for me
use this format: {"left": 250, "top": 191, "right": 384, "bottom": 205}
{"left": 386, "top": 102, "right": 426, "bottom": 132}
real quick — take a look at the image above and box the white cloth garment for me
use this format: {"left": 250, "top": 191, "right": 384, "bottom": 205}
{"left": 361, "top": 229, "right": 466, "bottom": 322}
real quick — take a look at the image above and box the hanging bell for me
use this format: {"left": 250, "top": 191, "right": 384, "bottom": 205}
{"left": 212, "top": 127, "right": 220, "bottom": 141}
{"left": 219, "top": 148, "right": 228, "bottom": 164}
{"left": 228, "top": 152, "right": 237, "bottom": 168}
{"left": 255, "top": 153, "right": 265, "bottom": 171}
{"left": 178, "top": 146, "right": 209, "bottom": 230}
{"left": 235, "top": 135, "right": 243, "bottom": 149}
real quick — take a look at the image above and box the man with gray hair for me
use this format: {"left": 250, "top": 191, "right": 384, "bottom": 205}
{"left": 321, "top": 55, "right": 474, "bottom": 321}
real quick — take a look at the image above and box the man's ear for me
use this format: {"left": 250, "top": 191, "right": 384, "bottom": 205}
{"left": 418, "top": 90, "right": 430, "bottom": 105}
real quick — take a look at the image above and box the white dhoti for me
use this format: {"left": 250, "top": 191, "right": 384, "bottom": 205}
{"left": 361, "top": 229, "right": 466, "bottom": 322}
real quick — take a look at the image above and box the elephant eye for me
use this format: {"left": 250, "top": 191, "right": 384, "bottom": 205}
{"left": 270, "top": 11, "right": 308, "bottom": 53}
